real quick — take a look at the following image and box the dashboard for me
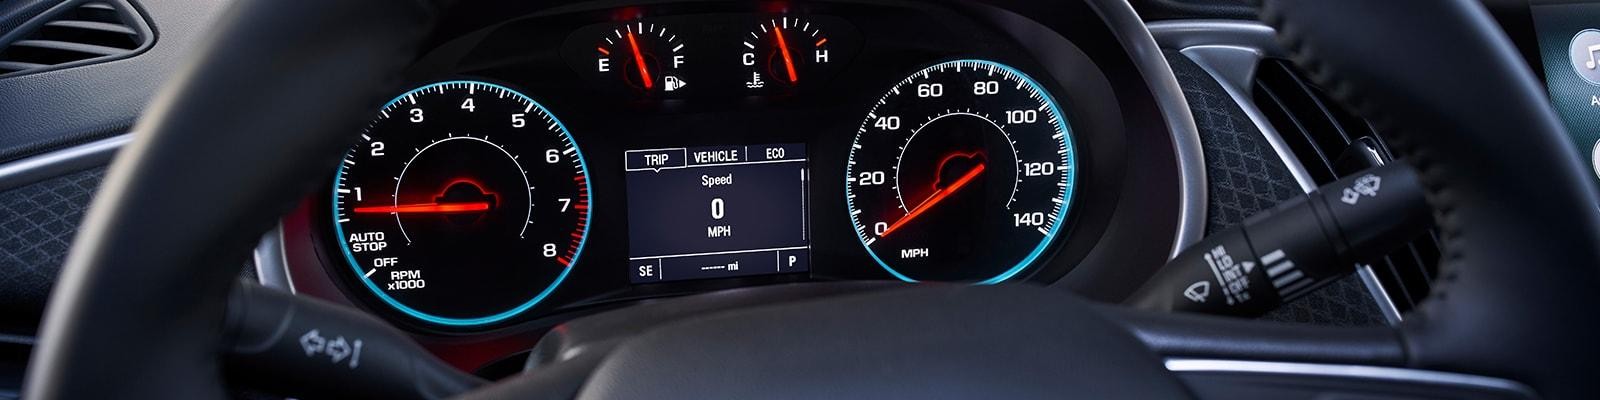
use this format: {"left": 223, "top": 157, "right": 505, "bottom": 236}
{"left": 3, "top": 0, "right": 1598, "bottom": 397}
{"left": 276, "top": 0, "right": 1195, "bottom": 342}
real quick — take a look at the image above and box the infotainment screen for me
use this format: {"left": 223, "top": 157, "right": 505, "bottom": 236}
{"left": 624, "top": 144, "right": 810, "bottom": 283}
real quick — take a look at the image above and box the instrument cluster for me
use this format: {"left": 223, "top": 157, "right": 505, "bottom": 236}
{"left": 282, "top": 0, "right": 1189, "bottom": 333}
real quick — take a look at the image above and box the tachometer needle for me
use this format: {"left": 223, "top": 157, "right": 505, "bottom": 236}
{"left": 772, "top": 25, "right": 799, "bottom": 83}
{"left": 353, "top": 202, "right": 491, "bottom": 214}
{"left": 880, "top": 164, "right": 986, "bottom": 237}
{"left": 626, "top": 31, "right": 654, "bottom": 90}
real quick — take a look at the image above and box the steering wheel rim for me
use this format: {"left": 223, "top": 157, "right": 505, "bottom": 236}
{"left": 24, "top": 0, "right": 1600, "bottom": 398}
{"left": 21, "top": 0, "right": 443, "bottom": 397}
{"left": 1261, "top": 0, "right": 1600, "bottom": 396}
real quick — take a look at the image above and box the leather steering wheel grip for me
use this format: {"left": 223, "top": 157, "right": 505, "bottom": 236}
{"left": 23, "top": 0, "right": 445, "bottom": 398}
{"left": 1262, "top": 0, "right": 1600, "bottom": 397}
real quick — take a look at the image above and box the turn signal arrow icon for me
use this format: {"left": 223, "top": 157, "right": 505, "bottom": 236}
{"left": 299, "top": 329, "right": 326, "bottom": 356}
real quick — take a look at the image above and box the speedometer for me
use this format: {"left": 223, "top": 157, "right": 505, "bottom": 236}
{"left": 845, "top": 60, "right": 1077, "bottom": 283}
{"left": 332, "top": 81, "right": 591, "bottom": 326}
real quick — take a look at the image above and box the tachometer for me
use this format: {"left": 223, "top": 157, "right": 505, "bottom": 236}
{"left": 332, "top": 81, "right": 591, "bottom": 326}
{"left": 845, "top": 60, "right": 1076, "bottom": 283}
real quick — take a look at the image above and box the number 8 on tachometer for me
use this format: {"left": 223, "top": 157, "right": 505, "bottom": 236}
{"left": 845, "top": 60, "right": 1077, "bottom": 283}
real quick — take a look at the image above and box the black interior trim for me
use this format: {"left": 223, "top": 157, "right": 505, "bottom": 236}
{"left": 1262, "top": 0, "right": 1600, "bottom": 396}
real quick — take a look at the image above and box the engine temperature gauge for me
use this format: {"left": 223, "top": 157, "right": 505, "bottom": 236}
{"left": 740, "top": 17, "right": 842, "bottom": 92}
{"left": 591, "top": 22, "right": 689, "bottom": 95}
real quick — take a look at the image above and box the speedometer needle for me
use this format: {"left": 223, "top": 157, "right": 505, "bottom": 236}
{"left": 353, "top": 202, "right": 491, "bottom": 214}
{"left": 772, "top": 25, "right": 799, "bottom": 83}
{"left": 626, "top": 31, "right": 654, "bottom": 90}
{"left": 880, "top": 164, "right": 986, "bottom": 238}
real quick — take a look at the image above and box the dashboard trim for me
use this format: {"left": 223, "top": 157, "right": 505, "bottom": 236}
{"left": 0, "top": 133, "right": 300, "bottom": 292}
{"left": 1089, "top": 0, "right": 1207, "bottom": 260}
{"left": 1164, "top": 358, "right": 1537, "bottom": 397}
{"left": 1150, "top": 22, "right": 1318, "bottom": 193}
{"left": 0, "top": 134, "right": 128, "bottom": 191}
{"left": 1356, "top": 263, "right": 1403, "bottom": 325}
{"left": 1148, "top": 20, "right": 1404, "bottom": 325}
{"left": 254, "top": 224, "right": 293, "bottom": 291}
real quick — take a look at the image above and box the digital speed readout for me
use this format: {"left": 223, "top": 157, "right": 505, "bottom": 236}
{"left": 625, "top": 144, "right": 810, "bottom": 283}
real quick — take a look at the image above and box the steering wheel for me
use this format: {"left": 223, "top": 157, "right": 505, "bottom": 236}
{"left": 21, "top": 0, "right": 1600, "bottom": 398}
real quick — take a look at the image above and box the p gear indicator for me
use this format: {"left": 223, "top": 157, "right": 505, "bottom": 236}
{"left": 624, "top": 144, "right": 810, "bottom": 283}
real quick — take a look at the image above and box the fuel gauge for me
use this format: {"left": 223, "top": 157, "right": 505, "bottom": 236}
{"left": 588, "top": 22, "right": 690, "bottom": 96}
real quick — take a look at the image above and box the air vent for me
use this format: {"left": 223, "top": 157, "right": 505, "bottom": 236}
{"left": 0, "top": 1, "right": 150, "bottom": 78}
{"left": 1251, "top": 58, "right": 1441, "bottom": 314}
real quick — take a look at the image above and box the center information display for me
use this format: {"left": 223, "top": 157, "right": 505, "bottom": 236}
{"left": 624, "top": 143, "right": 809, "bottom": 283}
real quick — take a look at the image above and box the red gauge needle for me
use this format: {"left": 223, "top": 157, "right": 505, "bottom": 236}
{"left": 625, "top": 31, "right": 654, "bottom": 90}
{"left": 880, "top": 164, "right": 987, "bottom": 238}
{"left": 772, "top": 25, "right": 799, "bottom": 83}
{"left": 353, "top": 202, "right": 491, "bottom": 214}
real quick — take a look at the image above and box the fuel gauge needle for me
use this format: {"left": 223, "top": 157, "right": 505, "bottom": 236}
{"left": 353, "top": 202, "right": 491, "bottom": 214}
{"left": 626, "top": 31, "right": 654, "bottom": 90}
{"left": 880, "top": 164, "right": 985, "bottom": 237}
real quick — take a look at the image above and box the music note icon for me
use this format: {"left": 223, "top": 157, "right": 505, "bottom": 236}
{"left": 1585, "top": 44, "right": 1600, "bottom": 70}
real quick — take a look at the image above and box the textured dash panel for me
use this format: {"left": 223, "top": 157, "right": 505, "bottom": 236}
{"left": 0, "top": 167, "right": 104, "bottom": 320}
{"left": 1165, "top": 52, "right": 1302, "bottom": 234}
{"left": 1164, "top": 51, "right": 1385, "bottom": 327}
{"left": 0, "top": 165, "right": 261, "bottom": 330}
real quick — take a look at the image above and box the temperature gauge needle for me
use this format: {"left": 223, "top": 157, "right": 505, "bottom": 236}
{"left": 626, "top": 31, "right": 654, "bottom": 90}
{"left": 353, "top": 202, "right": 491, "bottom": 214}
{"left": 881, "top": 164, "right": 986, "bottom": 237}
{"left": 772, "top": 25, "right": 799, "bottom": 83}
